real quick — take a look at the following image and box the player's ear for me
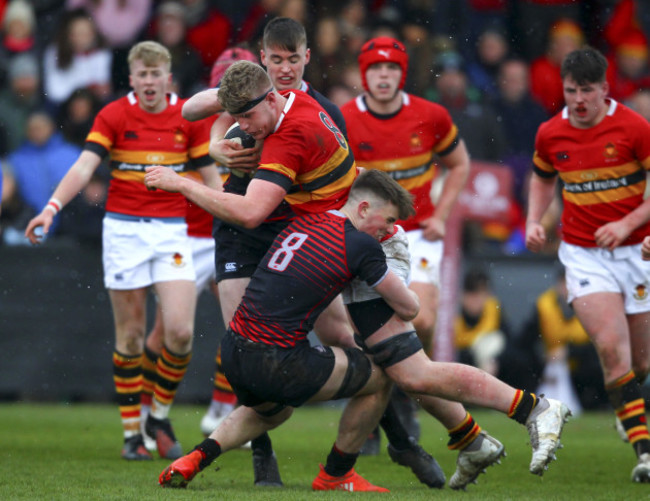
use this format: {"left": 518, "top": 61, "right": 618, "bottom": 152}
{"left": 304, "top": 47, "right": 311, "bottom": 65}
{"left": 358, "top": 200, "right": 370, "bottom": 218}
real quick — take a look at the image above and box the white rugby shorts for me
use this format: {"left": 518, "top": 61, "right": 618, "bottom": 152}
{"left": 103, "top": 214, "right": 195, "bottom": 290}
{"left": 190, "top": 235, "right": 216, "bottom": 294}
{"left": 406, "top": 229, "right": 443, "bottom": 286}
{"left": 559, "top": 241, "right": 650, "bottom": 314}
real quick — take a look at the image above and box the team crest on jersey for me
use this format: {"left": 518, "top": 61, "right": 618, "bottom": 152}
{"left": 410, "top": 133, "right": 421, "bottom": 149}
{"left": 419, "top": 257, "right": 429, "bottom": 269}
{"left": 171, "top": 252, "right": 186, "bottom": 268}
{"left": 603, "top": 142, "right": 618, "bottom": 159}
{"left": 174, "top": 129, "right": 186, "bottom": 144}
{"left": 633, "top": 283, "right": 648, "bottom": 300}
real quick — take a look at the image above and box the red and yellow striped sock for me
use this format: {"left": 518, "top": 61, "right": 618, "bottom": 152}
{"left": 212, "top": 346, "right": 236, "bottom": 405}
{"left": 141, "top": 346, "right": 158, "bottom": 408}
{"left": 152, "top": 345, "right": 191, "bottom": 418}
{"left": 447, "top": 412, "right": 482, "bottom": 450}
{"left": 113, "top": 350, "right": 143, "bottom": 438}
{"left": 607, "top": 371, "right": 650, "bottom": 456}
{"left": 507, "top": 389, "right": 538, "bottom": 425}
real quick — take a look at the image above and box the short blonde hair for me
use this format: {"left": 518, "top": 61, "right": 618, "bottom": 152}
{"left": 128, "top": 41, "right": 171, "bottom": 71}
{"left": 218, "top": 60, "right": 273, "bottom": 114}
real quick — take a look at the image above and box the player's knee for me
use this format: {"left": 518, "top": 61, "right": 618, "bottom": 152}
{"left": 413, "top": 313, "right": 436, "bottom": 337}
{"left": 358, "top": 331, "right": 422, "bottom": 372}
{"left": 164, "top": 323, "right": 194, "bottom": 350}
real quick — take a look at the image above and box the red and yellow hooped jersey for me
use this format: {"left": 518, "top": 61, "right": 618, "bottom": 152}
{"left": 533, "top": 99, "right": 650, "bottom": 247}
{"left": 254, "top": 90, "right": 357, "bottom": 216}
{"left": 85, "top": 92, "right": 213, "bottom": 218}
{"left": 342, "top": 93, "right": 458, "bottom": 231}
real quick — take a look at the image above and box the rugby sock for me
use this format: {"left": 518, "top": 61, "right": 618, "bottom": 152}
{"left": 251, "top": 432, "right": 274, "bottom": 456}
{"left": 141, "top": 345, "right": 158, "bottom": 410}
{"left": 507, "top": 389, "right": 539, "bottom": 424}
{"left": 324, "top": 443, "right": 359, "bottom": 477}
{"left": 210, "top": 346, "right": 237, "bottom": 410}
{"left": 380, "top": 399, "right": 412, "bottom": 450}
{"left": 151, "top": 345, "right": 191, "bottom": 420}
{"left": 112, "top": 350, "right": 143, "bottom": 438}
{"left": 193, "top": 438, "right": 222, "bottom": 470}
{"left": 607, "top": 371, "right": 650, "bottom": 456}
{"left": 447, "top": 412, "right": 482, "bottom": 450}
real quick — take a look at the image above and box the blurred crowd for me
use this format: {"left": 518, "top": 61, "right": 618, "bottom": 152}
{"left": 1, "top": 0, "right": 649, "bottom": 253}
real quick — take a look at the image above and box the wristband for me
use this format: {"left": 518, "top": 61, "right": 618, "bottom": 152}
{"left": 44, "top": 198, "right": 63, "bottom": 215}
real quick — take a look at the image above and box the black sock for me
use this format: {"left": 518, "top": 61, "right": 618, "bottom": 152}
{"left": 194, "top": 438, "right": 221, "bottom": 470}
{"left": 324, "top": 444, "right": 358, "bottom": 477}
{"left": 251, "top": 432, "right": 273, "bottom": 456}
{"left": 380, "top": 398, "right": 412, "bottom": 450}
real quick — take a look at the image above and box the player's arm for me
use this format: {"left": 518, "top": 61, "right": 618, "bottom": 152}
{"left": 209, "top": 112, "right": 261, "bottom": 171}
{"left": 182, "top": 88, "right": 222, "bottom": 121}
{"left": 196, "top": 163, "right": 223, "bottom": 191}
{"left": 144, "top": 167, "right": 285, "bottom": 228}
{"left": 595, "top": 191, "right": 650, "bottom": 251}
{"left": 422, "top": 139, "right": 470, "bottom": 241}
{"left": 525, "top": 171, "right": 557, "bottom": 253}
{"left": 25, "top": 150, "right": 102, "bottom": 243}
{"left": 374, "top": 270, "right": 420, "bottom": 321}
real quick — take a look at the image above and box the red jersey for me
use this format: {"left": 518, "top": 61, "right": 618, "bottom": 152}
{"left": 533, "top": 99, "right": 650, "bottom": 247}
{"left": 254, "top": 90, "right": 357, "bottom": 216}
{"left": 85, "top": 92, "right": 213, "bottom": 218}
{"left": 341, "top": 93, "right": 458, "bottom": 231}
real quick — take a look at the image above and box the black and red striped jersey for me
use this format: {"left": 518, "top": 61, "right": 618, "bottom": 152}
{"left": 229, "top": 210, "right": 388, "bottom": 347}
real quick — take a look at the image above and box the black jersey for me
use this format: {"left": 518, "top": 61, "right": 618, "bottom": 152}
{"left": 229, "top": 210, "right": 388, "bottom": 347}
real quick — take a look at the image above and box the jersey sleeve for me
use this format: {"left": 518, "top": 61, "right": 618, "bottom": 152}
{"left": 429, "top": 104, "right": 459, "bottom": 156}
{"left": 631, "top": 114, "right": 650, "bottom": 171}
{"left": 84, "top": 103, "right": 117, "bottom": 160}
{"left": 345, "top": 224, "right": 389, "bottom": 287}
{"left": 254, "top": 129, "right": 303, "bottom": 191}
{"left": 186, "top": 115, "right": 214, "bottom": 169}
{"left": 532, "top": 121, "right": 558, "bottom": 178}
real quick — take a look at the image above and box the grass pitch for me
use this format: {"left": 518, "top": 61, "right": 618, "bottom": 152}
{"left": 0, "top": 402, "right": 645, "bottom": 500}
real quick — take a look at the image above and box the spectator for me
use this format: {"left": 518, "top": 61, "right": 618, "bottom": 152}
{"left": 466, "top": 26, "right": 511, "bottom": 100}
{"left": 151, "top": 1, "right": 204, "bottom": 97}
{"left": 42, "top": 8, "right": 112, "bottom": 110}
{"left": 65, "top": 0, "right": 152, "bottom": 93}
{"left": 1, "top": 0, "right": 35, "bottom": 55}
{"left": 427, "top": 51, "right": 507, "bottom": 163}
{"left": 626, "top": 88, "right": 650, "bottom": 122}
{"left": 235, "top": 0, "right": 283, "bottom": 46}
{"left": 304, "top": 16, "right": 353, "bottom": 95}
{"left": 606, "top": 30, "right": 650, "bottom": 102}
{"left": 400, "top": 8, "right": 438, "bottom": 96}
{"left": 0, "top": 163, "right": 33, "bottom": 245}
{"left": 182, "top": 0, "right": 232, "bottom": 74}
{"left": 0, "top": 0, "right": 36, "bottom": 87}
{"left": 514, "top": 0, "right": 582, "bottom": 61}
{"left": 492, "top": 58, "right": 548, "bottom": 203}
{"left": 7, "top": 111, "right": 81, "bottom": 234}
{"left": 0, "top": 53, "right": 42, "bottom": 155}
{"left": 454, "top": 268, "right": 508, "bottom": 377}
{"left": 56, "top": 87, "right": 103, "bottom": 147}
{"left": 530, "top": 18, "right": 585, "bottom": 116}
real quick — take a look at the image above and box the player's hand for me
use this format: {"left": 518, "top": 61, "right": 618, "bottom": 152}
{"left": 642, "top": 236, "right": 650, "bottom": 261}
{"left": 419, "top": 216, "right": 445, "bottom": 241}
{"left": 144, "top": 166, "right": 182, "bottom": 192}
{"left": 24, "top": 211, "right": 54, "bottom": 245}
{"left": 594, "top": 220, "right": 633, "bottom": 251}
{"left": 525, "top": 220, "right": 546, "bottom": 253}
{"left": 209, "top": 139, "right": 261, "bottom": 172}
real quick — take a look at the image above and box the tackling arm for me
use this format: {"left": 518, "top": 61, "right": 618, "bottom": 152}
{"left": 182, "top": 88, "right": 222, "bottom": 121}
{"left": 144, "top": 168, "right": 286, "bottom": 228}
{"left": 374, "top": 271, "right": 420, "bottom": 321}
